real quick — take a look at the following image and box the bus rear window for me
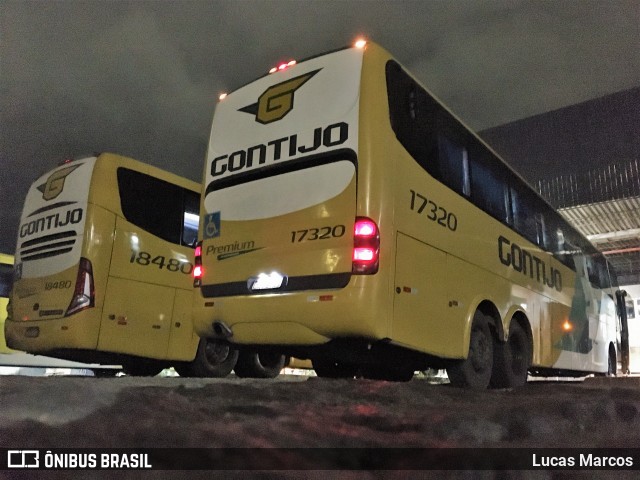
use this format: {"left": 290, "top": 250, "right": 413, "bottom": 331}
{"left": 117, "top": 168, "right": 183, "bottom": 245}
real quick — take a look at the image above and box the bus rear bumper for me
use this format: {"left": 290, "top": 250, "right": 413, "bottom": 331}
{"left": 193, "top": 286, "right": 389, "bottom": 346}
{"left": 4, "top": 313, "right": 100, "bottom": 353}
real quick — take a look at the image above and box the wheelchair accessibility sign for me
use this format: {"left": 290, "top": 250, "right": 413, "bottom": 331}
{"left": 204, "top": 212, "right": 221, "bottom": 239}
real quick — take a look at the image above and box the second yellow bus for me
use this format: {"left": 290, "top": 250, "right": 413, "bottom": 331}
{"left": 6, "top": 153, "right": 275, "bottom": 376}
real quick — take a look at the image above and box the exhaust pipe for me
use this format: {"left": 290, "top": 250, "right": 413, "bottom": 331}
{"left": 212, "top": 321, "right": 233, "bottom": 338}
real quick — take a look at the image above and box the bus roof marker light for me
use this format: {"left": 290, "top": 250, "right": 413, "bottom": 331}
{"left": 354, "top": 39, "right": 367, "bottom": 49}
{"left": 269, "top": 60, "right": 297, "bottom": 74}
{"left": 218, "top": 93, "right": 228, "bottom": 101}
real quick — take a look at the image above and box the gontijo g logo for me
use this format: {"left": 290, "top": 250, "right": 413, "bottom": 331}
{"left": 238, "top": 69, "right": 321, "bottom": 124}
{"left": 36, "top": 164, "right": 80, "bottom": 201}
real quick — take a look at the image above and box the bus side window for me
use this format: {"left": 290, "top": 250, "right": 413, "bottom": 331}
{"left": 385, "top": 61, "right": 438, "bottom": 176}
{"left": 511, "top": 187, "right": 538, "bottom": 244}
{"left": 182, "top": 190, "right": 200, "bottom": 248}
{"left": 534, "top": 213, "right": 548, "bottom": 249}
{"left": 626, "top": 299, "right": 635, "bottom": 319}
{"left": 117, "top": 168, "right": 183, "bottom": 245}
{"left": 438, "top": 135, "right": 470, "bottom": 197}
{"left": 469, "top": 147, "right": 508, "bottom": 223}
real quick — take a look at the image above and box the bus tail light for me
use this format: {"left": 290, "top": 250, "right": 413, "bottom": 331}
{"left": 65, "top": 257, "right": 95, "bottom": 316}
{"left": 353, "top": 217, "right": 379, "bottom": 275}
{"left": 193, "top": 241, "right": 203, "bottom": 287}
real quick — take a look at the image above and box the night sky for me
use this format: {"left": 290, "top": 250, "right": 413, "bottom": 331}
{"left": 1, "top": 0, "right": 638, "bottom": 254}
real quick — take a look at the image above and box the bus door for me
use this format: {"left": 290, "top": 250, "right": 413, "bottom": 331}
{"left": 97, "top": 217, "right": 173, "bottom": 359}
{"left": 571, "top": 255, "right": 601, "bottom": 370}
{"left": 392, "top": 233, "right": 449, "bottom": 355}
{"left": 96, "top": 167, "right": 197, "bottom": 360}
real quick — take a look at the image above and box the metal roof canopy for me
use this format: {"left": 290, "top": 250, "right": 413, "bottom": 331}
{"left": 559, "top": 197, "right": 640, "bottom": 286}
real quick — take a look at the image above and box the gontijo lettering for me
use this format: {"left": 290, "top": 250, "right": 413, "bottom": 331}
{"left": 19, "top": 207, "right": 83, "bottom": 238}
{"left": 210, "top": 122, "right": 349, "bottom": 178}
{"left": 498, "top": 235, "right": 562, "bottom": 291}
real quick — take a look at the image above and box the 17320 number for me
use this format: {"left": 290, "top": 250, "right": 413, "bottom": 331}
{"left": 291, "top": 225, "right": 346, "bottom": 243}
{"left": 409, "top": 189, "right": 458, "bottom": 231}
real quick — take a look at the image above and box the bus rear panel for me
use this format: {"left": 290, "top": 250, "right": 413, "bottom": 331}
{"left": 194, "top": 46, "right": 394, "bottom": 348}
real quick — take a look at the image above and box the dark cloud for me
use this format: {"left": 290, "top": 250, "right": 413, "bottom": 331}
{"left": 1, "top": 0, "right": 638, "bottom": 253}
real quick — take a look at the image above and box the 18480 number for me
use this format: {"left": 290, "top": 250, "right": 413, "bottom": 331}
{"left": 130, "top": 251, "right": 194, "bottom": 274}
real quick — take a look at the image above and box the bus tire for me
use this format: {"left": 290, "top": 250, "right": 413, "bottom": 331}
{"left": 490, "top": 320, "right": 531, "bottom": 388}
{"left": 234, "top": 351, "right": 285, "bottom": 379}
{"left": 178, "top": 338, "right": 239, "bottom": 378}
{"left": 313, "top": 358, "right": 358, "bottom": 379}
{"left": 446, "top": 311, "right": 493, "bottom": 389}
{"left": 122, "top": 359, "right": 166, "bottom": 377}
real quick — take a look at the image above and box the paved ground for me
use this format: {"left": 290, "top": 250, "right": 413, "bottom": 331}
{"left": 0, "top": 374, "right": 639, "bottom": 479}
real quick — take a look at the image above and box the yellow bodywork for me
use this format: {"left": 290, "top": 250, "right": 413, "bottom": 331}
{"left": 6, "top": 153, "right": 200, "bottom": 363}
{"left": 0, "top": 253, "right": 16, "bottom": 354}
{"left": 194, "top": 42, "right": 616, "bottom": 373}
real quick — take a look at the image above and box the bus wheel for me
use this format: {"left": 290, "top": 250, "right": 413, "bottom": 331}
{"left": 490, "top": 321, "right": 531, "bottom": 388}
{"left": 446, "top": 311, "right": 493, "bottom": 389}
{"left": 234, "top": 351, "right": 286, "bottom": 379}
{"left": 180, "top": 338, "right": 239, "bottom": 378}
{"left": 312, "top": 358, "right": 358, "bottom": 379}
{"left": 122, "top": 360, "right": 166, "bottom": 377}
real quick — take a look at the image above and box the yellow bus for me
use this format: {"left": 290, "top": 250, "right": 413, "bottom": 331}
{"left": 5, "top": 153, "right": 243, "bottom": 377}
{"left": 192, "top": 40, "right": 626, "bottom": 387}
{"left": 0, "top": 253, "right": 16, "bottom": 355}
{"left": 2, "top": 253, "right": 121, "bottom": 375}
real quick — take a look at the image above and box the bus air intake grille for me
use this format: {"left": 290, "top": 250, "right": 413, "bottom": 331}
{"left": 19, "top": 231, "right": 77, "bottom": 262}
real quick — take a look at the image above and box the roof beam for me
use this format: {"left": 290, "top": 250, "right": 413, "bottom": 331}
{"left": 587, "top": 228, "right": 640, "bottom": 244}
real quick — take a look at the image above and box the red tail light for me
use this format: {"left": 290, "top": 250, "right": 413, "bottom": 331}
{"left": 193, "top": 241, "right": 203, "bottom": 287}
{"left": 353, "top": 217, "right": 379, "bottom": 275}
{"left": 65, "top": 257, "right": 95, "bottom": 316}
{"left": 193, "top": 265, "right": 203, "bottom": 279}
{"left": 353, "top": 248, "right": 375, "bottom": 262}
